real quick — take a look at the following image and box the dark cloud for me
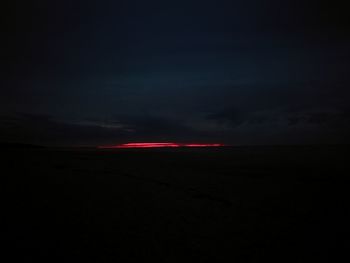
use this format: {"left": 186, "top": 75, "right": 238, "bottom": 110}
{"left": 207, "top": 108, "right": 246, "bottom": 127}
{"left": 0, "top": 113, "right": 130, "bottom": 146}
{"left": 205, "top": 107, "right": 350, "bottom": 144}
{"left": 111, "top": 114, "right": 191, "bottom": 135}
{"left": 207, "top": 105, "right": 350, "bottom": 128}
{"left": 287, "top": 110, "right": 350, "bottom": 127}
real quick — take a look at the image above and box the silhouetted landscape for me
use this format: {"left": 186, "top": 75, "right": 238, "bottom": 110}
{"left": 3, "top": 145, "right": 349, "bottom": 262}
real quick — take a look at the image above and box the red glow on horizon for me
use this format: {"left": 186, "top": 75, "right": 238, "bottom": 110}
{"left": 184, "top": 144, "right": 223, "bottom": 147}
{"left": 113, "top": 142, "right": 180, "bottom": 148}
{"left": 97, "top": 142, "right": 226, "bottom": 149}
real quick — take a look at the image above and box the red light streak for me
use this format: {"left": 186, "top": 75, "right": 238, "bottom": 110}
{"left": 184, "top": 144, "right": 223, "bottom": 147}
{"left": 115, "top": 143, "right": 180, "bottom": 148}
{"left": 98, "top": 142, "right": 226, "bottom": 149}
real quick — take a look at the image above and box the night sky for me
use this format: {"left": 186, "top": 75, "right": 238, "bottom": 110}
{"left": 1, "top": 0, "right": 350, "bottom": 146}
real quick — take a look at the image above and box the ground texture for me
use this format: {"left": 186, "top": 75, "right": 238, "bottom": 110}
{"left": 3, "top": 146, "right": 350, "bottom": 262}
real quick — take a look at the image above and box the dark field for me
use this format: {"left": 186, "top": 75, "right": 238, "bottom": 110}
{"left": 3, "top": 146, "right": 350, "bottom": 262}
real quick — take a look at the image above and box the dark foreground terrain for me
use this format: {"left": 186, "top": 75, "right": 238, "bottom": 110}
{"left": 2, "top": 145, "right": 350, "bottom": 262}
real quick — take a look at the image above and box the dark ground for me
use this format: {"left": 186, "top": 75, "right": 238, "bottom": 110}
{"left": 2, "top": 145, "right": 350, "bottom": 262}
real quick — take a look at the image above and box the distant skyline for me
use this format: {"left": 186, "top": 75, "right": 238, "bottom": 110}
{"left": 1, "top": 0, "right": 350, "bottom": 146}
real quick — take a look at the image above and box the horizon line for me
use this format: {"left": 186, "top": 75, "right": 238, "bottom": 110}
{"left": 97, "top": 142, "right": 227, "bottom": 149}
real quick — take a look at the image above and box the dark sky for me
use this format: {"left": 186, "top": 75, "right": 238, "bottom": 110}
{"left": 1, "top": 0, "right": 350, "bottom": 146}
